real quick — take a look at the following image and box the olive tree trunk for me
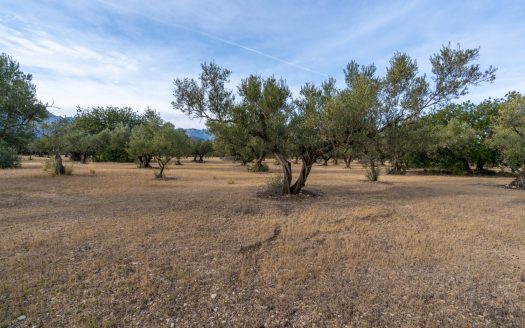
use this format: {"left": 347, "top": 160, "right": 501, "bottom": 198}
{"left": 54, "top": 153, "right": 65, "bottom": 175}
{"left": 508, "top": 171, "right": 525, "bottom": 190}
{"left": 343, "top": 156, "right": 352, "bottom": 168}
{"left": 275, "top": 153, "right": 292, "bottom": 195}
{"left": 275, "top": 153, "right": 316, "bottom": 195}
{"left": 290, "top": 155, "right": 315, "bottom": 194}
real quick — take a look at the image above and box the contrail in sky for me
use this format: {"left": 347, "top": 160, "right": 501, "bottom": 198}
{"left": 99, "top": 0, "right": 327, "bottom": 77}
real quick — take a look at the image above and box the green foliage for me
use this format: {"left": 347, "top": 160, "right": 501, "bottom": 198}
{"left": 0, "top": 53, "right": 48, "bottom": 149}
{"left": 248, "top": 162, "right": 269, "bottom": 172}
{"left": 28, "top": 136, "right": 52, "bottom": 156}
{"left": 323, "top": 44, "right": 495, "bottom": 178}
{"left": 151, "top": 123, "right": 190, "bottom": 178}
{"left": 364, "top": 161, "right": 381, "bottom": 181}
{"left": 190, "top": 139, "right": 214, "bottom": 162}
{"left": 74, "top": 106, "right": 141, "bottom": 134}
{"left": 44, "top": 118, "right": 73, "bottom": 156}
{"left": 174, "top": 44, "right": 495, "bottom": 190}
{"left": 127, "top": 122, "right": 158, "bottom": 166}
{"left": 0, "top": 142, "right": 20, "bottom": 168}
{"left": 43, "top": 157, "right": 66, "bottom": 176}
{"left": 64, "top": 130, "right": 98, "bottom": 163}
{"left": 130, "top": 119, "right": 191, "bottom": 178}
{"left": 96, "top": 124, "right": 131, "bottom": 162}
{"left": 71, "top": 106, "right": 146, "bottom": 162}
{"left": 172, "top": 61, "right": 234, "bottom": 122}
{"left": 492, "top": 92, "right": 525, "bottom": 183}
{"left": 266, "top": 175, "right": 284, "bottom": 196}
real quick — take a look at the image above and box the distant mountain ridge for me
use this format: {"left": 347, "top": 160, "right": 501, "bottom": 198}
{"left": 40, "top": 113, "right": 213, "bottom": 140}
{"left": 184, "top": 128, "right": 214, "bottom": 141}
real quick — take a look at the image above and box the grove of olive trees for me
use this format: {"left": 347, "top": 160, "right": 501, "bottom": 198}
{"left": 172, "top": 44, "right": 497, "bottom": 193}
{"left": 2, "top": 45, "right": 524, "bottom": 191}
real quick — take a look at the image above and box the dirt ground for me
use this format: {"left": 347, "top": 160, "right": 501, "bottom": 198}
{"left": 1, "top": 157, "right": 524, "bottom": 327}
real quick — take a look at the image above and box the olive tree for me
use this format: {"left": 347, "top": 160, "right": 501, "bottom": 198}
{"left": 128, "top": 123, "right": 157, "bottom": 168}
{"left": 174, "top": 44, "right": 496, "bottom": 191}
{"left": 329, "top": 45, "right": 496, "bottom": 179}
{"left": 0, "top": 53, "right": 48, "bottom": 149}
{"left": 492, "top": 92, "right": 525, "bottom": 189}
{"left": 174, "top": 66, "right": 336, "bottom": 194}
{"left": 151, "top": 123, "right": 190, "bottom": 178}
{"left": 190, "top": 139, "right": 214, "bottom": 163}
{"left": 127, "top": 109, "right": 164, "bottom": 168}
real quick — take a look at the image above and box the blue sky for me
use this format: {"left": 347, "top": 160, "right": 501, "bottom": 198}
{"left": 1, "top": 0, "right": 524, "bottom": 128}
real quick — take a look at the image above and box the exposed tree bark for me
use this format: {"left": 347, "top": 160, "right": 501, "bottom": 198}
{"left": 387, "top": 160, "right": 406, "bottom": 175}
{"left": 275, "top": 153, "right": 292, "bottom": 195}
{"left": 475, "top": 159, "right": 486, "bottom": 171}
{"left": 320, "top": 155, "right": 331, "bottom": 166}
{"left": 80, "top": 153, "right": 88, "bottom": 164}
{"left": 250, "top": 155, "right": 265, "bottom": 171}
{"left": 54, "top": 153, "right": 65, "bottom": 175}
{"left": 198, "top": 155, "right": 204, "bottom": 163}
{"left": 290, "top": 155, "right": 315, "bottom": 194}
{"left": 158, "top": 164, "right": 165, "bottom": 178}
{"left": 156, "top": 157, "right": 171, "bottom": 178}
{"left": 508, "top": 172, "right": 525, "bottom": 190}
{"left": 343, "top": 156, "right": 352, "bottom": 168}
{"left": 333, "top": 158, "right": 338, "bottom": 165}
{"left": 137, "top": 155, "right": 152, "bottom": 168}
{"left": 462, "top": 158, "right": 472, "bottom": 173}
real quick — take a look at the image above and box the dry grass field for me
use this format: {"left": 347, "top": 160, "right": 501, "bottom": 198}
{"left": 1, "top": 157, "right": 524, "bottom": 327}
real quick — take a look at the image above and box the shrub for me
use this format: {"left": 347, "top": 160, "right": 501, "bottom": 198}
{"left": 365, "top": 163, "right": 381, "bottom": 181}
{"left": 43, "top": 158, "right": 55, "bottom": 173}
{"left": 266, "top": 175, "right": 283, "bottom": 196}
{"left": 450, "top": 164, "right": 466, "bottom": 176}
{"left": 248, "top": 163, "right": 269, "bottom": 172}
{"left": 0, "top": 143, "right": 20, "bottom": 168}
{"left": 43, "top": 157, "right": 66, "bottom": 176}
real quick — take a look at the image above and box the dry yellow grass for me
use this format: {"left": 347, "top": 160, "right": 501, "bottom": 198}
{"left": 1, "top": 156, "right": 524, "bottom": 327}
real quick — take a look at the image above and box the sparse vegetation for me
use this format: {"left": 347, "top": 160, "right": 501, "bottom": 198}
{"left": 0, "top": 30, "right": 524, "bottom": 327}
{"left": 265, "top": 174, "right": 283, "bottom": 195}
{"left": 365, "top": 161, "right": 381, "bottom": 181}
{"left": 1, "top": 157, "right": 524, "bottom": 327}
{"left": 0, "top": 142, "right": 20, "bottom": 168}
{"left": 174, "top": 45, "right": 496, "bottom": 194}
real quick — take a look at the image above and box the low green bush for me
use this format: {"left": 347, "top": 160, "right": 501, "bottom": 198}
{"left": 0, "top": 143, "right": 21, "bottom": 169}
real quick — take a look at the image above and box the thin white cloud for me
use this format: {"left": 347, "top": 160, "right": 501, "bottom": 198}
{"left": 98, "top": 0, "right": 327, "bottom": 76}
{"left": 1, "top": 0, "right": 524, "bottom": 129}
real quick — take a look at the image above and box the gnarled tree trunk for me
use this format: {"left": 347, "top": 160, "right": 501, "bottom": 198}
{"left": 251, "top": 155, "right": 265, "bottom": 171}
{"left": 275, "top": 153, "right": 292, "bottom": 195}
{"left": 343, "top": 156, "right": 352, "bottom": 168}
{"left": 54, "top": 153, "right": 65, "bottom": 175}
{"left": 388, "top": 160, "right": 406, "bottom": 175}
{"left": 508, "top": 172, "right": 525, "bottom": 189}
{"left": 475, "top": 159, "right": 486, "bottom": 172}
{"left": 291, "top": 155, "right": 315, "bottom": 194}
{"left": 138, "top": 155, "right": 152, "bottom": 168}
{"left": 462, "top": 158, "right": 472, "bottom": 173}
{"left": 321, "top": 155, "right": 331, "bottom": 166}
